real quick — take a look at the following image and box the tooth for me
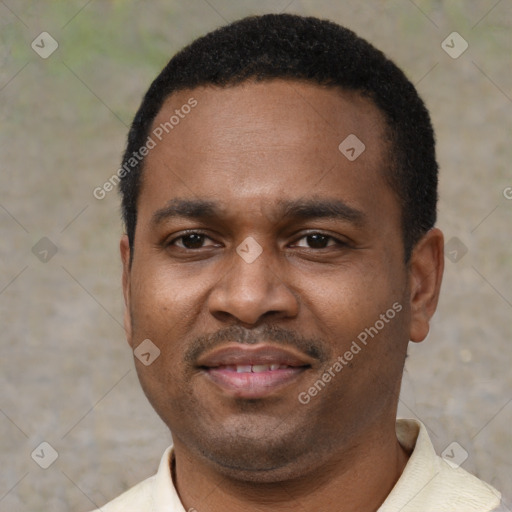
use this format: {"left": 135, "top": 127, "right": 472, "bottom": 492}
{"left": 270, "top": 364, "right": 281, "bottom": 371}
{"left": 236, "top": 365, "right": 252, "bottom": 373}
{"left": 252, "top": 364, "right": 270, "bottom": 372}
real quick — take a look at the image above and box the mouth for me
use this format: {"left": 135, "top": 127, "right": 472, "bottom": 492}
{"left": 196, "top": 344, "right": 313, "bottom": 399}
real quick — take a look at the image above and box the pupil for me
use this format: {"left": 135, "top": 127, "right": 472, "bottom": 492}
{"left": 184, "top": 234, "right": 204, "bottom": 248}
{"left": 308, "top": 234, "right": 327, "bottom": 248}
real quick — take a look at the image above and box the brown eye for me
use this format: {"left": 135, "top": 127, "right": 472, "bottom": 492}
{"left": 180, "top": 233, "right": 206, "bottom": 249}
{"left": 306, "top": 234, "right": 330, "bottom": 248}
{"left": 169, "top": 232, "right": 217, "bottom": 249}
{"left": 293, "top": 233, "right": 342, "bottom": 249}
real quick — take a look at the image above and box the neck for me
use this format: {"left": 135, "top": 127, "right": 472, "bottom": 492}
{"left": 171, "top": 420, "right": 410, "bottom": 512}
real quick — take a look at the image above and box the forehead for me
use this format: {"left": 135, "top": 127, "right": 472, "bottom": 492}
{"left": 150, "top": 80, "right": 387, "bottom": 160}
{"left": 138, "top": 80, "right": 395, "bottom": 228}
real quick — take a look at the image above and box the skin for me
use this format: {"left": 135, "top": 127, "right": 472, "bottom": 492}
{"left": 120, "top": 80, "right": 444, "bottom": 512}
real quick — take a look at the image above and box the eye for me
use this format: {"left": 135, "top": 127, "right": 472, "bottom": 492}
{"left": 166, "top": 231, "right": 346, "bottom": 251}
{"left": 168, "top": 231, "right": 218, "bottom": 249}
{"left": 292, "top": 233, "right": 346, "bottom": 249}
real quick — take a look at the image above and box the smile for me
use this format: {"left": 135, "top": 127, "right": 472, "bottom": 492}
{"left": 203, "top": 365, "right": 308, "bottom": 399}
{"left": 197, "top": 343, "right": 314, "bottom": 399}
{"left": 216, "top": 364, "right": 293, "bottom": 372}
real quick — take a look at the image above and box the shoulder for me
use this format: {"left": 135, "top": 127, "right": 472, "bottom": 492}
{"left": 427, "top": 458, "right": 501, "bottom": 509}
{"left": 87, "top": 474, "right": 156, "bottom": 512}
{"left": 85, "top": 445, "right": 178, "bottom": 512}
{"left": 383, "top": 419, "right": 502, "bottom": 512}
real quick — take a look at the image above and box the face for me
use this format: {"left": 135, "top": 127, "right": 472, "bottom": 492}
{"left": 121, "top": 80, "right": 442, "bottom": 481}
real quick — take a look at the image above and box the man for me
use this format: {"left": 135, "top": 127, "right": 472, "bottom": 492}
{"left": 92, "top": 13, "right": 504, "bottom": 512}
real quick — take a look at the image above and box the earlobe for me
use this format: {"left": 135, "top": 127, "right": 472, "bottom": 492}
{"left": 408, "top": 228, "right": 444, "bottom": 343}
{"left": 120, "top": 235, "right": 133, "bottom": 346}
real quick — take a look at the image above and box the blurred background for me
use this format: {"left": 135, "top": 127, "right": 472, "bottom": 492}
{"left": 0, "top": 1, "right": 511, "bottom": 510}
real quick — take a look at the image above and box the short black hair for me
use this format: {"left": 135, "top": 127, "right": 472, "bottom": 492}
{"left": 119, "top": 13, "right": 438, "bottom": 262}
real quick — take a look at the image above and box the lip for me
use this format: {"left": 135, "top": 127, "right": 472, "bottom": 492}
{"left": 197, "top": 343, "right": 314, "bottom": 368}
{"left": 197, "top": 343, "right": 314, "bottom": 399}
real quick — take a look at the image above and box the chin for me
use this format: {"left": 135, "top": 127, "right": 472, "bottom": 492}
{"left": 190, "top": 422, "right": 316, "bottom": 483}
{"left": 203, "top": 447, "right": 314, "bottom": 484}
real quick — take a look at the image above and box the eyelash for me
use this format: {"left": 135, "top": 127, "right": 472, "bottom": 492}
{"left": 167, "top": 230, "right": 347, "bottom": 250}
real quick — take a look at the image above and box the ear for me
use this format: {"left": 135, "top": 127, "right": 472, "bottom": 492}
{"left": 120, "top": 235, "right": 134, "bottom": 347}
{"left": 408, "top": 227, "right": 444, "bottom": 343}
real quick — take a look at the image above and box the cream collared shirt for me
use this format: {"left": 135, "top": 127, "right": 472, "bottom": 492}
{"left": 89, "top": 419, "right": 504, "bottom": 512}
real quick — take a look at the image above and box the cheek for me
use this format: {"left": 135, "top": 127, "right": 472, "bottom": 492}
{"left": 309, "top": 261, "right": 389, "bottom": 307}
{"left": 131, "top": 261, "right": 201, "bottom": 319}
{"left": 128, "top": 263, "right": 212, "bottom": 374}
{"left": 300, "top": 262, "right": 405, "bottom": 346}
{"left": 128, "top": 268, "right": 195, "bottom": 400}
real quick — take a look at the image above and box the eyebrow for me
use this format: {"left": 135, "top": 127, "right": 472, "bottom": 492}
{"left": 151, "top": 197, "right": 366, "bottom": 227}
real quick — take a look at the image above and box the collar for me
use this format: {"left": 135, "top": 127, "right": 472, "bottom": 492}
{"left": 148, "top": 419, "right": 501, "bottom": 512}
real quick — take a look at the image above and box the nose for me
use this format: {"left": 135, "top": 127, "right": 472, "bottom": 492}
{"left": 208, "top": 239, "right": 299, "bottom": 325}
